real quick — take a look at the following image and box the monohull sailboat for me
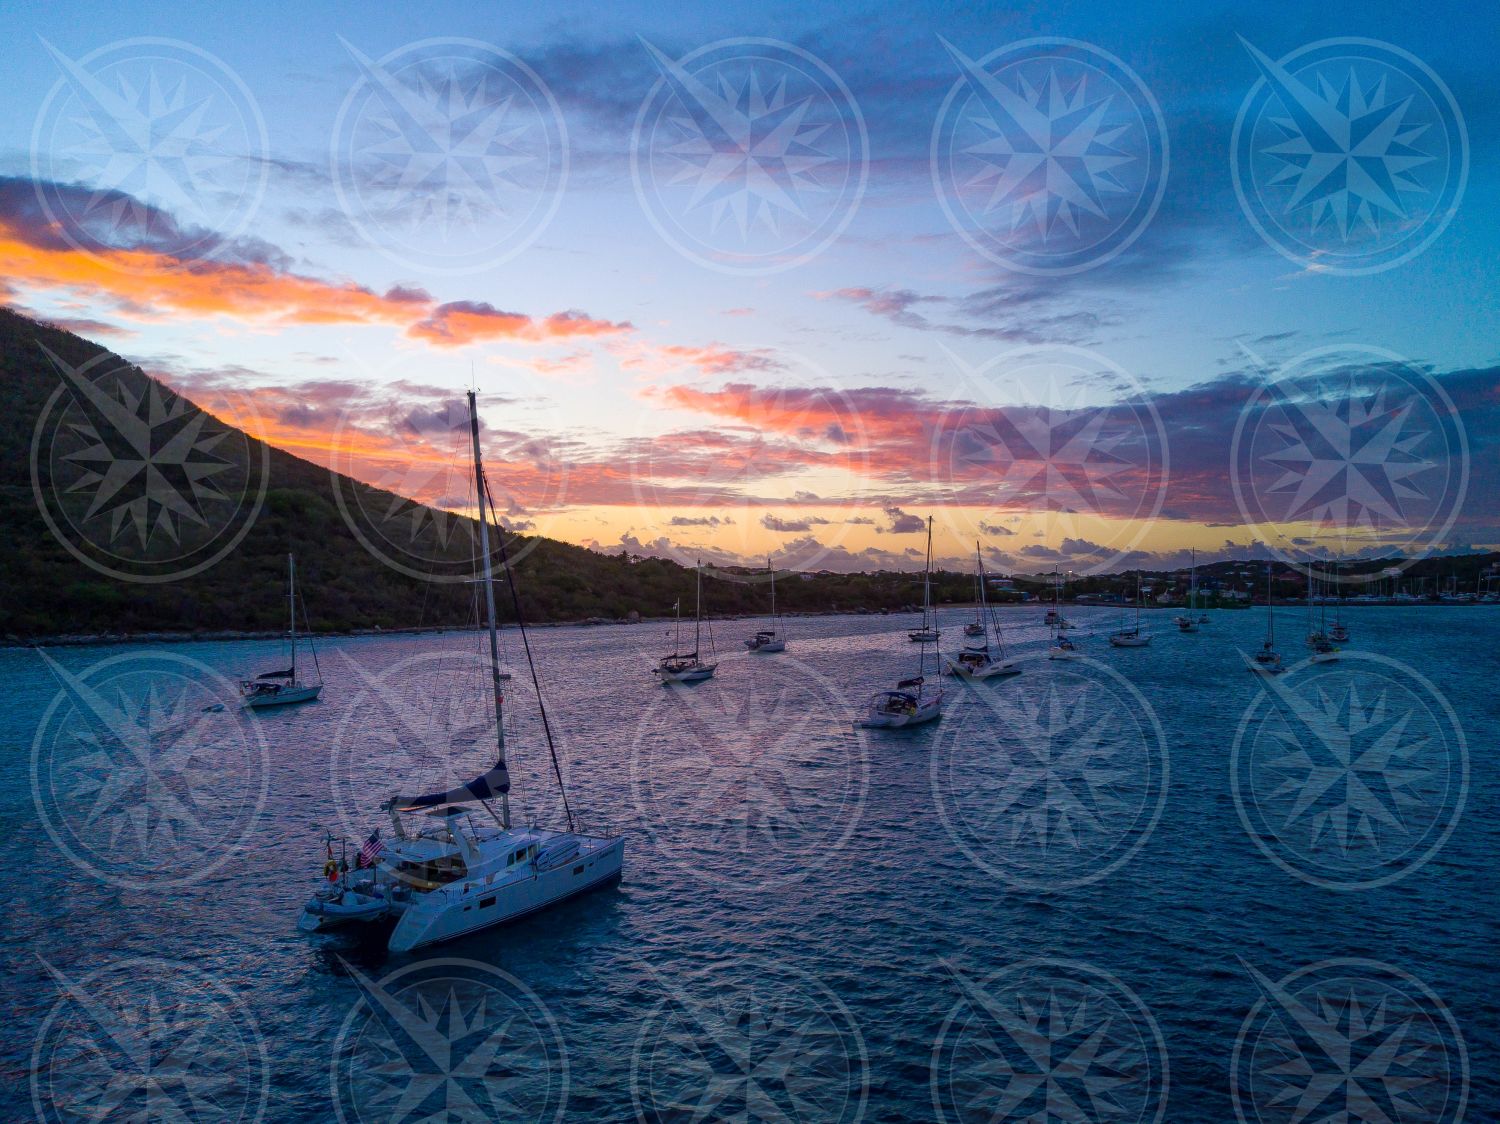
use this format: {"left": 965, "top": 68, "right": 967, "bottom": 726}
{"left": 1109, "top": 574, "right": 1151, "bottom": 648}
{"left": 298, "top": 391, "right": 623, "bottom": 951}
{"left": 241, "top": 554, "right": 323, "bottom": 708}
{"left": 1175, "top": 549, "right": 1204, "bottom": 632}
{"left": 745, "top": 556, "right": 786, "bottom": 652}
{"left": 862, "top": 517, "right": 945, "bottom": 726}
{"left": 943, "top": 544, "right": 1020, "bottom": 679}
{"left": 1249, "top": 563, "right": 1285, "bottom": 675}
{"left": 656, "top": 563, "right": 718, "bottom": 682}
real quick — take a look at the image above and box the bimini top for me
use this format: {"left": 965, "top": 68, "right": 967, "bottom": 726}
{"left": 389, "top": 758, "right": 511, "bottom": 810}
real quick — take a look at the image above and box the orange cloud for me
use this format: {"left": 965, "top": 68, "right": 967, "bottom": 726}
{"left": 0, "top": 214, "right": 630, "bottom": 350}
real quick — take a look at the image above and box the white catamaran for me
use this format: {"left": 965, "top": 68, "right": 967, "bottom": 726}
{"left": 298, "top": 391, "right": 623, "bottom": 951}
{"left": 862, "top": 516, "right": 945, "bottom": 726}
{"left": 655, "top": 563, "right": 718, "bottom": 682}
{"left": 745, "top": 555, "right": 786, "bottom": 652}
{"left": 943, "top": 544, "right": 1020, "bottom": 680}
{"left": 241, "top": 553, "right": 323, "bottom": 708}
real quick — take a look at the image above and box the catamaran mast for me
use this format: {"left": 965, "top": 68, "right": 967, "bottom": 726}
{"left": 288, "top": 553, "right": 296, "bottom": 680}
{"left": 467, "top": 389, "right": 511, "bottom": 829}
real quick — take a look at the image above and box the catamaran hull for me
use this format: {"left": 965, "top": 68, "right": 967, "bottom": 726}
{"left": 243, "top": 684, "right": 322, "bottom": 709}
{"left": 387, "top": 838, "right": 625, "bottom": 952}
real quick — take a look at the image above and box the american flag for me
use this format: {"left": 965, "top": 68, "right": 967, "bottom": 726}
{"left": 356, "top": 828, "right": 383, "bottom": 868}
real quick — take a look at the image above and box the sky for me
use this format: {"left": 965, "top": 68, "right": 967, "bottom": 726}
{"left": 2, "top": 0, "right": 1498, "bottom": 576}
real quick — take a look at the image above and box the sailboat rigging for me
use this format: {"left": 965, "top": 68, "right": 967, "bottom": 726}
{"left": 861, "top": 516, "right": 945, "bottom": 726}
{"left": 241, "top": 553, "right": 323, "bottom": 708}
{"left": 298, "top": 390, "right": 623, "bottom": 950}
{"left": 745, "top": 556, "right": 786, "bottom": 652}
{"left": 655, "top": 562, "right": 718, "bottom": 682}
{"left": 1249, "top": 561, "right": 1285, "bottom": 675}
{"left": 943, "top": 544, "right": 1020, "bottom": 679}
{"left": 1109, "top": 573, "right": 1152, "bottom": 647}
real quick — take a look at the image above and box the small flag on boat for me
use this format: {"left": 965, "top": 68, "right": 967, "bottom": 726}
{"left": 357, "top": 829, "right": 383, "bottom": 868}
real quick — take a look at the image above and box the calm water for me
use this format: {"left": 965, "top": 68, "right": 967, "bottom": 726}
{"left": 2, "top": 606, "right": 1496, "bottom": 1122}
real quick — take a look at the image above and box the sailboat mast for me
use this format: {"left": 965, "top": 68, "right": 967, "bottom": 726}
{"left": 467, "top": 390, "right": 511, "bottom": 830}
{"left": 288, "top": 553, "right": 296, "bottom": 679}
{"left": 694, "top": 562, "right": 703, "bottom": 654}
{"left": 1267, "top": 563, "right": 1275, "bottom": 646}
{"left": 769, "top": 555, "right": 776, "bottom": 623}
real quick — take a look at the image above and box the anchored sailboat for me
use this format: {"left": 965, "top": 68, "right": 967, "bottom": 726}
{"left": 1249, "top": 562, "right": 1284, "bottom": 675}
{"left": 862, "top": 517, "right": 945, "bottom": 726}
{"left": 1047, "top": 572, "right": 1079, "bottom": 659}
{"left": 1305, "top": 561, "right": 1340, "bottom": 662}
{"left": 1328, "top": 558, "right": 1350, "bottom": 643}
{"left": 745, "top": 556, "right": 786, "bottom": 652}
{"left": 943, "top": 544, "right": 1020, "bottom": 679}
{"left": 1175, "top": 549, "right": 1202, "bottom": 632}
{"left": 298, "top": 391, "right": 623, "bottom": 951}
{"left": 1109, "top": 574, "right": 1152, "bottom": 648}
{"left": 908, "top": 535, "right": 940, "bottom": 642}
{"left": 655, "top": 563, "right": 718, "bottom": 682}
{"left": 241, "top": 554, "right": 323, "bottom": 708}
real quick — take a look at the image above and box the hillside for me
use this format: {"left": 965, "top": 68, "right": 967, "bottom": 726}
{"left": 0, "top": 309, "right": 973, "bottom": 639}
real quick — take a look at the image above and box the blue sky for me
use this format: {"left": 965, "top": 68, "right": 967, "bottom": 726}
{"left": 2, "top": 0, "right": 1497, "bottom": 572}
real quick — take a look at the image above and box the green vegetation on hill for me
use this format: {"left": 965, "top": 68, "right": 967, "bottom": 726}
{"left": 0, "top": 309, "right": 971, "bottom": 638}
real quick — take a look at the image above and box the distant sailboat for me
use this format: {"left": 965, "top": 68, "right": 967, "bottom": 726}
{"left": 1047, "top": 573, "right": 1079, "bottom": 660}
{"left": 655, "top": 563, "right": 718, "bottom": 683}
{"left": 745, "top": 556, "right": 786, "bottom": 653}
{"left": 908, "top": 543, "right": 940, "bottom": 643}
{"left": 943, "top": 543, "right": 1021, "bottom": 680}
{"left": 1175, "top": 549, "right": 1201, "bottom": 632}
{"left": 1249, "top": 563, "right": 1284, "bottom": 675}
{"left": 241, "top": 553, "right": 323, "bottom": 708}
{"left": 1305, "top": 561, "right": 1339, "bottom": 662}
{"left": 862, "top": 517, "right": 945, "bottom": 726}
{"left": 1109, "top": 574, "right": 1151, "bottom": 647}
{"left": 1328, "top": 558, "right": 1350, "bottom": 643}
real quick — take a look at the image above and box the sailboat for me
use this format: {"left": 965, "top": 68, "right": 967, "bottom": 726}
{"left": 1249, "top": 563, "right": 1284, "bottom": 675}
{"left": 1047, "top": 573, "right": 1080, "bottom": 659}
{"left": 1305, "top": 562, "right": 1339, "bottom": 662}
{"left": 298, "top": 390, "right": 623, "bottom": 951}
{"left": 944, "top": 544, "right": 1020, "bottom": 679}
{"left": 1175, "top": 550, "right": 1201, "bottom": 632}
{"left": 1328, "top": 558, "right": 1350, "bottom": 643}
{"left": 240, "top": 554, "right": 323, "bottom": 708}
{"left": 655, "top": 563, "right": 718, "bottom": 682}
{"left": 908, "top": 546, "right": 940, "bottom": 642}
{"left": 862, "top": 517, "right": 945, "bottom": 726}
{"left": 745, "top": 556, "right": 786, "bottom": 652}
{"left": 1109, "top": 574, "right": 1151, "bottom": 647}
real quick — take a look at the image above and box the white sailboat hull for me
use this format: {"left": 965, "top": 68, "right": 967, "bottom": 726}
{"left": 1108, "top": 634, "right": 1151, "bottom": 648}
{"left": 387, "top": 836, "right": 625, "bottom": 953}
{"left": 860, "top": 699, "right": 942, "bottom": 728}
{"left": 746, "top": 638, "right": 785, "bottom": 652}
{"left": 943, "top": 655, "right": 1021, "bottom": 679}
{"left": 654, "top": 663, "right": 717, "bottom": 683}
{"left": 243, "top": 683, "right": 322, "bottom": 708}
{"left": 908, "top": 629, "right": 940, "bottom": 642}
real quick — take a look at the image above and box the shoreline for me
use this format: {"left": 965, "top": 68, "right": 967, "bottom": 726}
{"left": 5, "top": 599, "right": 1491, "bottom": 649}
